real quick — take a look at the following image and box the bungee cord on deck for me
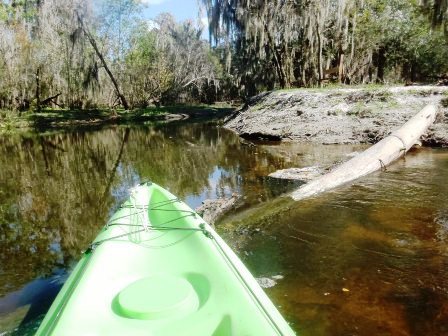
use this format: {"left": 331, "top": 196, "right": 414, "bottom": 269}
{"left": 85, "top": 194, "right": 213, "bottom": 253}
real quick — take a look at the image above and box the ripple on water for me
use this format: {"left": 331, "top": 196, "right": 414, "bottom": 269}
{"left": 233, "top": 147, "right": 448, "bottom": 335}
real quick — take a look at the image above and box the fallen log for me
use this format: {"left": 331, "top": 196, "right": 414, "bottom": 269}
{"left": 291, "top": 104, "right": 438, "bottom": 201}
{"left": 195, "top": 193, "right": 241, "bottom": 226}
{"left": 269, "top": 166, "right": 323, "bottom": 181}
{"left": 41, "top": 92, "right": 61, "bottom": 106}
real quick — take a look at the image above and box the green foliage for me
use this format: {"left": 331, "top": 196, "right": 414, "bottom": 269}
{"left": 0, "top": 5, "right": 9, "bottom": 21}
{"left": 125, "top": 26, "right": 157, "bottom": 66}
{"left": 441, "top": 97, "right": 448, "bottom": 107}
{"left": 0, "top": 0, "right": 39, "bottom": 22}
{"left": 1, "top": 0, "right": 447, "bottom": 110}
{"left": 204, "top": 0, "right": 448, "bottom": 97}
{"left": 0, "top": 0, "right": 220, "bottom": 112}
{"left": 346, "top": 102, "right": 373, "bottom": 118}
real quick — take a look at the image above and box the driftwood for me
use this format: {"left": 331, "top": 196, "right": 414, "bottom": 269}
{"left": 41, "top": 93, "right": 62, "bottom": 106}
{"left": 269, "top": 166, "right": 323, "bottom": 181}
{"left": 195, "top": 193, "right": 241, "bottom": 225}
{"left": 291, "top": 104, "right": 438, "bottom": 201}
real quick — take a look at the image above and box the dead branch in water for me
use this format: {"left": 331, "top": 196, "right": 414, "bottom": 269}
{"left": 291, "top": 105, "right": 438, "bottom": 201}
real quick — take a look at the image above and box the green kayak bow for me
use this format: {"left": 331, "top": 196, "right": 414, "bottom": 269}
{"left": 36, "top": 182, "right": 295, "bottom": 336}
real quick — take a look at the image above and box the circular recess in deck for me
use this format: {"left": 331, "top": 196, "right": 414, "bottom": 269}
{"left": 117, "top": 276, "right": 199, "bottom": 319}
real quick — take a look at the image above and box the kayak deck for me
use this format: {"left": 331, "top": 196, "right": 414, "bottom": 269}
{"left": 37, "top": 182, "right": 295, "bottom": 335}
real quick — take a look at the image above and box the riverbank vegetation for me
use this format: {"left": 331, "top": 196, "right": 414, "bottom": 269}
{"left": 205, "top": 0, "right": 448, "bottom": 96}
{"left": 0, "top": 0, "right": 447, "bottom": 113}
{"left": 0, "top": 104, "right": 233, "bottom": 134}
{"left": 0, "top": 0, "right": 220, "bottom": 112}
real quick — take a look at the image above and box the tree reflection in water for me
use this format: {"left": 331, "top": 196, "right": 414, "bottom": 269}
{"left": 0, "top": 123, "right": 296, "bottom": 334}
{"left": 1, "top": 128, "right": 448, "bottom": 335}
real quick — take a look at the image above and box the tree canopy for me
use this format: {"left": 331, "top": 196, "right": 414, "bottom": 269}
{"left": 0, "top": 0, "right": 447, "bottom": 110}
{"left": 203, "top": 0, "right": 448, "bottom": 95}
{"left": 0, "top": 0, "right": 220, "bottom": 111}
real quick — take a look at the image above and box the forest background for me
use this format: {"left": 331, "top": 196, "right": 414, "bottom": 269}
{"left": 0, "top": 0, "right": 447, "bottom": 112}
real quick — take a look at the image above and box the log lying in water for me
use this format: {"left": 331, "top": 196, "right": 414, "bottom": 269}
{"left": 291, "top": 104, "right": 438, "bottom": 201}
{"left": 269, "top": 166, "right": 323, "bottom": 181}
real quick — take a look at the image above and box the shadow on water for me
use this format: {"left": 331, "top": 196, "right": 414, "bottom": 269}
{"left": 28, "top": 105, "right": 235, "bottom": 133}
{"left": 0, "top": 272, "right": 67, "bottom": 335}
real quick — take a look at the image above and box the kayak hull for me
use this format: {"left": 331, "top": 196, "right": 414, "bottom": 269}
{"left": 36, "top": 182, "right": 295, "bottom": 335}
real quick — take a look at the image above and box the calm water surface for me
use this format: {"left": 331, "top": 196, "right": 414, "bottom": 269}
{"left": 0, "top": 122, "right": 447, "bottom": 335}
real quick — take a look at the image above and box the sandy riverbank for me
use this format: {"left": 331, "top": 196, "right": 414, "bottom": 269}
{"left": 225, "top": 86, "right": 448, "bottom": 147}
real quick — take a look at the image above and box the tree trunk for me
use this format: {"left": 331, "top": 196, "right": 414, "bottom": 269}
{"left": 291, "top": 105, "right": 438, "bottom": 201}
{"left": 35, "top": 67, "right": 41, "bottom": 111}
{"left": 410, "top": 62, "right": 417, "bottom": 82}
{"left": 338, "top": 52, "right": 344, "bottom": 83}
{"left": 376, "top": 46, "right": 386, "bottom": 83}
{"left": 78, "top": 16, "right": 129, "bottom": 110}
{"left": 317, "top": 27, "right": 323, "bottom": 86}
{"left": 264, "top": 23, "right": 289, "bottom": 89}
{"left": 101, "top": 128, "right": 130, "bottom": 202}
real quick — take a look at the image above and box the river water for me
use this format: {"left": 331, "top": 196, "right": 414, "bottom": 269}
{"left": 0, "top": 122, "right": 447, "bottom": 335}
